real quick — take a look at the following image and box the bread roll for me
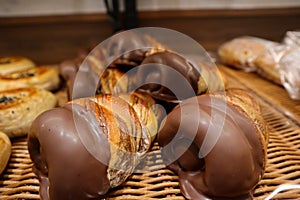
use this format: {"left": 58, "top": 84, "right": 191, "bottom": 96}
{"left": 0, "top": 56, "right": 35, "bottom": 75}
{"left": 218, "top": 36, "right": 279, "bottom": 72}
{"left": 0, "top": 66, "right": 60, "bottom": 92}
{"left": 0, "top": 131, "right": 11, "bottom": 175}
{"left": 0, "top": 87, "right": 57, "bottom": 137}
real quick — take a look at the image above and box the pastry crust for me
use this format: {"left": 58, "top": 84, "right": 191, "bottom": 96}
{"left": 0, "top": 56, "right": 35, "bottom": 75}
{"left": 0, "top": 131, "right": 11, "bottom": 175}
{"left": 0, "top": 87, "right": 57, "bottom": 137}
{"left": 255, "top": 52, "right": 281, "bottom": 85}
{"left": 0, "top": 66, "right": 60, "bottom": 92}
{"left": 71, "top": 93, "right": 157, "bottom": 187}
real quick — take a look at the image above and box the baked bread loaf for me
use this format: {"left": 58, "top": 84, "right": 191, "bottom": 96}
{"left": 218, "top": 36, "right": 279, "bottom": 72}
{"left": 0, "top": 56, "right": 35, "bottom": 75}
{"left": 28, "top": 92, "right": 160, "bottom": 199}
{"left": 0, "top": 66, "right": 60, "bottom": 92}
{"left": 158, "top": 88, "right": 268, "bottom": 199}
{"left": 0, "top": 87, "right": 57, "bottom": 137}
{"left": 0, "top": 131, "right": 11, "bottom": 175}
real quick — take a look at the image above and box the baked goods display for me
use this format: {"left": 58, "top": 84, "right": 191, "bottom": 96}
{"left": 0, "top": 55, "right": 60, "bottom": 138}
{"left": 28, "top": 92, "right": 161, "bottom": 199}
{"left": 0, "top": 131, "right": 11, "bottom": 175}
{"left": 0, "top": 31, "right": 273, "bottom": 200}
{"left": 0, "top": 56, "right": 35, "bottom": 75}
{"left": 0, "top": 66, "right": 60, "bottom": 92}
{"left": 158, "top": 88, "right": 268, "bottom": 199}
{"left": 0, "top": 87, "right": 57, "bottom": 138}
{"left": 59, "top": 37, "right": 225, "bottom": 103}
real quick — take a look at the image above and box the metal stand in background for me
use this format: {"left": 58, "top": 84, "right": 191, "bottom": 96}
{"left": 104, "top": 0, "right": 137, "bottom": 33}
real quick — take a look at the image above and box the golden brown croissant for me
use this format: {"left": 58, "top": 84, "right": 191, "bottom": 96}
{"left": 28, "top": 92, "right": 160, "bottom": 199}
{"left": 158, "top": 88, "right": 268, "bottom": 200}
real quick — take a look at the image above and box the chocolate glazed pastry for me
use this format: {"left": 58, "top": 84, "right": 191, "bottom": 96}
{"left": 60, "top": 57, "right": 129, "bottom": 100}
{"left": 105, "top": 31, "right": 159, "bottom": 68}
{"left": 157, "top": 89, "right": 268, "bottom": 200}
{"left": 28, "top": 92, "right": 160, "bottom": 200}
{"left": 136, "top": 51, "right": 200, "bottom": 103}
{"left": 136, "top": 51, "right": 224, "bottom": 103}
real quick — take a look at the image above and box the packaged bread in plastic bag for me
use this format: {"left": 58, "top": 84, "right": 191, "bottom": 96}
{"left": 218, "top": 36, "right": 281, "bottom": 72}
{"left": 218, "top": 33, "right": 300, "bottom": 100}
{"left": 278, "top": 31, "right": 300, "bottom": 100}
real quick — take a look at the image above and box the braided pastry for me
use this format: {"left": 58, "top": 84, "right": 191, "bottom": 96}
{"left": 28, "top": 92, "right": 160, "bottom": 199}
{"left": 158, "top": 88, "right": 268, "bottom": 199}
{"left": 60, "top": 42, "right": 224, "bottom": 103}
{"left": 137, "top": 51, "right": 224, "bottom": 102}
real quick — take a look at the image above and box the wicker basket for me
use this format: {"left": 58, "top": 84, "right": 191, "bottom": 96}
{"left": 1, "top": 67, "right": 300, "bottom": 199}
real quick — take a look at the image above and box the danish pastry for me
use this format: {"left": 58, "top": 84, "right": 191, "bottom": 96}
{"left": 0, "top": 56, "right": 35, "bottom": 75}
{"left": 0, "top": 87, "right": 57, "bottom": 137}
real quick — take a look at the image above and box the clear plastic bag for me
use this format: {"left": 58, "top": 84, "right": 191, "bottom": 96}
{"left": 218, "top": 36, "right": 280, "bottom": 72}
{"left": 275, "top": 31, "right": 300, "bottom": 100}
{"left": 282, "top": 30, "right": 300, "bottom": 47}
{"left": 278, "top": 46, "right": 300, "bottom": 100}
{"left": 219, "top": 32, "right": 300, "bottom": 100}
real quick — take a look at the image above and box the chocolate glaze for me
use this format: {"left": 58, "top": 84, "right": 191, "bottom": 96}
{"left": 105, "top": 31, "right": 152, "bottom": 67}
{"left": 58, "top": 32, "right": 153, "bottom": 100}
{"left": 59, "top": 58, "right": 83, "bottom": 98}
{"left": 28, "top": 103, "right": 111, "bottom": 200}
{"left": 137, "top": 51, "right": 200, "bottom": 102}
{"left": 158, "top": 95, "right": 265, "bottom": 199}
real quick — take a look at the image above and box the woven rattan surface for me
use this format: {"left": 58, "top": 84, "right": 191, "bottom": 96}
{"left": 1, "top": 68, "right": 300, "bottom": 199}
{"left": 220, "top": 65, "right": 300, "bottom": 125}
